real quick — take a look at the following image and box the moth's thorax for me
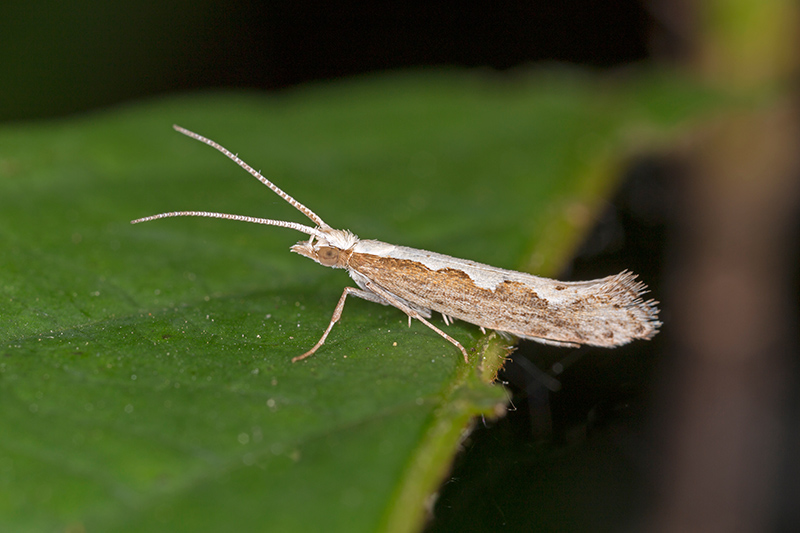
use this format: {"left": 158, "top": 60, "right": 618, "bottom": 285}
{"left": 351, "top": 239, "right": 397, "bottom": 256}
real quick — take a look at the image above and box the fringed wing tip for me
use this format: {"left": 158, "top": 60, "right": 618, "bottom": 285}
{"left": 598, "top": 270, "right": 662, "bottom": 339}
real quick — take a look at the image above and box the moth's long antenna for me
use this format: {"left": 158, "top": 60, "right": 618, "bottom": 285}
{"left": 170, "top": 125, "right": 329, "bottom": 229}
{"left": 130, "top": 211, "right": 328, "bottom": 240}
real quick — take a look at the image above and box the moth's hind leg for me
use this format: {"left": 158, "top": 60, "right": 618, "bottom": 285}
{"left": 413, "top": 314, "right": 470, "bottom": 363}
{"left": 364, "top": 281, "right": 470, "bottom": 363}
{"left": 292, "top": 287, "right": 386, "bottom": 362}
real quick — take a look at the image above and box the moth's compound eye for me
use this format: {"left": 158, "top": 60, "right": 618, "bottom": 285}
{"left": 317, "top": 246, "right": 340, "bottom": 266}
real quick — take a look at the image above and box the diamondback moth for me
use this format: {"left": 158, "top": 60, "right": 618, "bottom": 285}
{"left": 132, "top": 125, "right": 661, "bottom": 363}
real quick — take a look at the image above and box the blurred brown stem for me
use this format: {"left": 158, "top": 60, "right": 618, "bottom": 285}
{"left": 652, "top": 100, "right": 800, "bottom": 531}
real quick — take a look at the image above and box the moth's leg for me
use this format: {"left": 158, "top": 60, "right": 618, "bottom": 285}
{"left": 292, "top": 287, "right": 385, "bottom": 362}
{"left": 365, "top": 282, "right": 470, "bottom": 363}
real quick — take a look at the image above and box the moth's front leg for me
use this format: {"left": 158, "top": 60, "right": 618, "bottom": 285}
{"left": 292, "top": 287, "right": 386, "bottom": 362}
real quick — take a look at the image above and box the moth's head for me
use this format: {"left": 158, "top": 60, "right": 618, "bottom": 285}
{"left": 291, "top": 228, "right": 359, "bottom": 269}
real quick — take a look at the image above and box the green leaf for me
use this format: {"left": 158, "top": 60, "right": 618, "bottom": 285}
{"left": 1, "top": 68, "right": 724, "bottom": 532}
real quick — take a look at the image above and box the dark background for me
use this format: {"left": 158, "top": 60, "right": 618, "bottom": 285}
{"left": 1, "top": 1, "right": 658, "bottom": 122}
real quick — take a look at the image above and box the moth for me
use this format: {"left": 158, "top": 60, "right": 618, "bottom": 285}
{"left": 132, "top": 125, "right": 661, "bottom": 363}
